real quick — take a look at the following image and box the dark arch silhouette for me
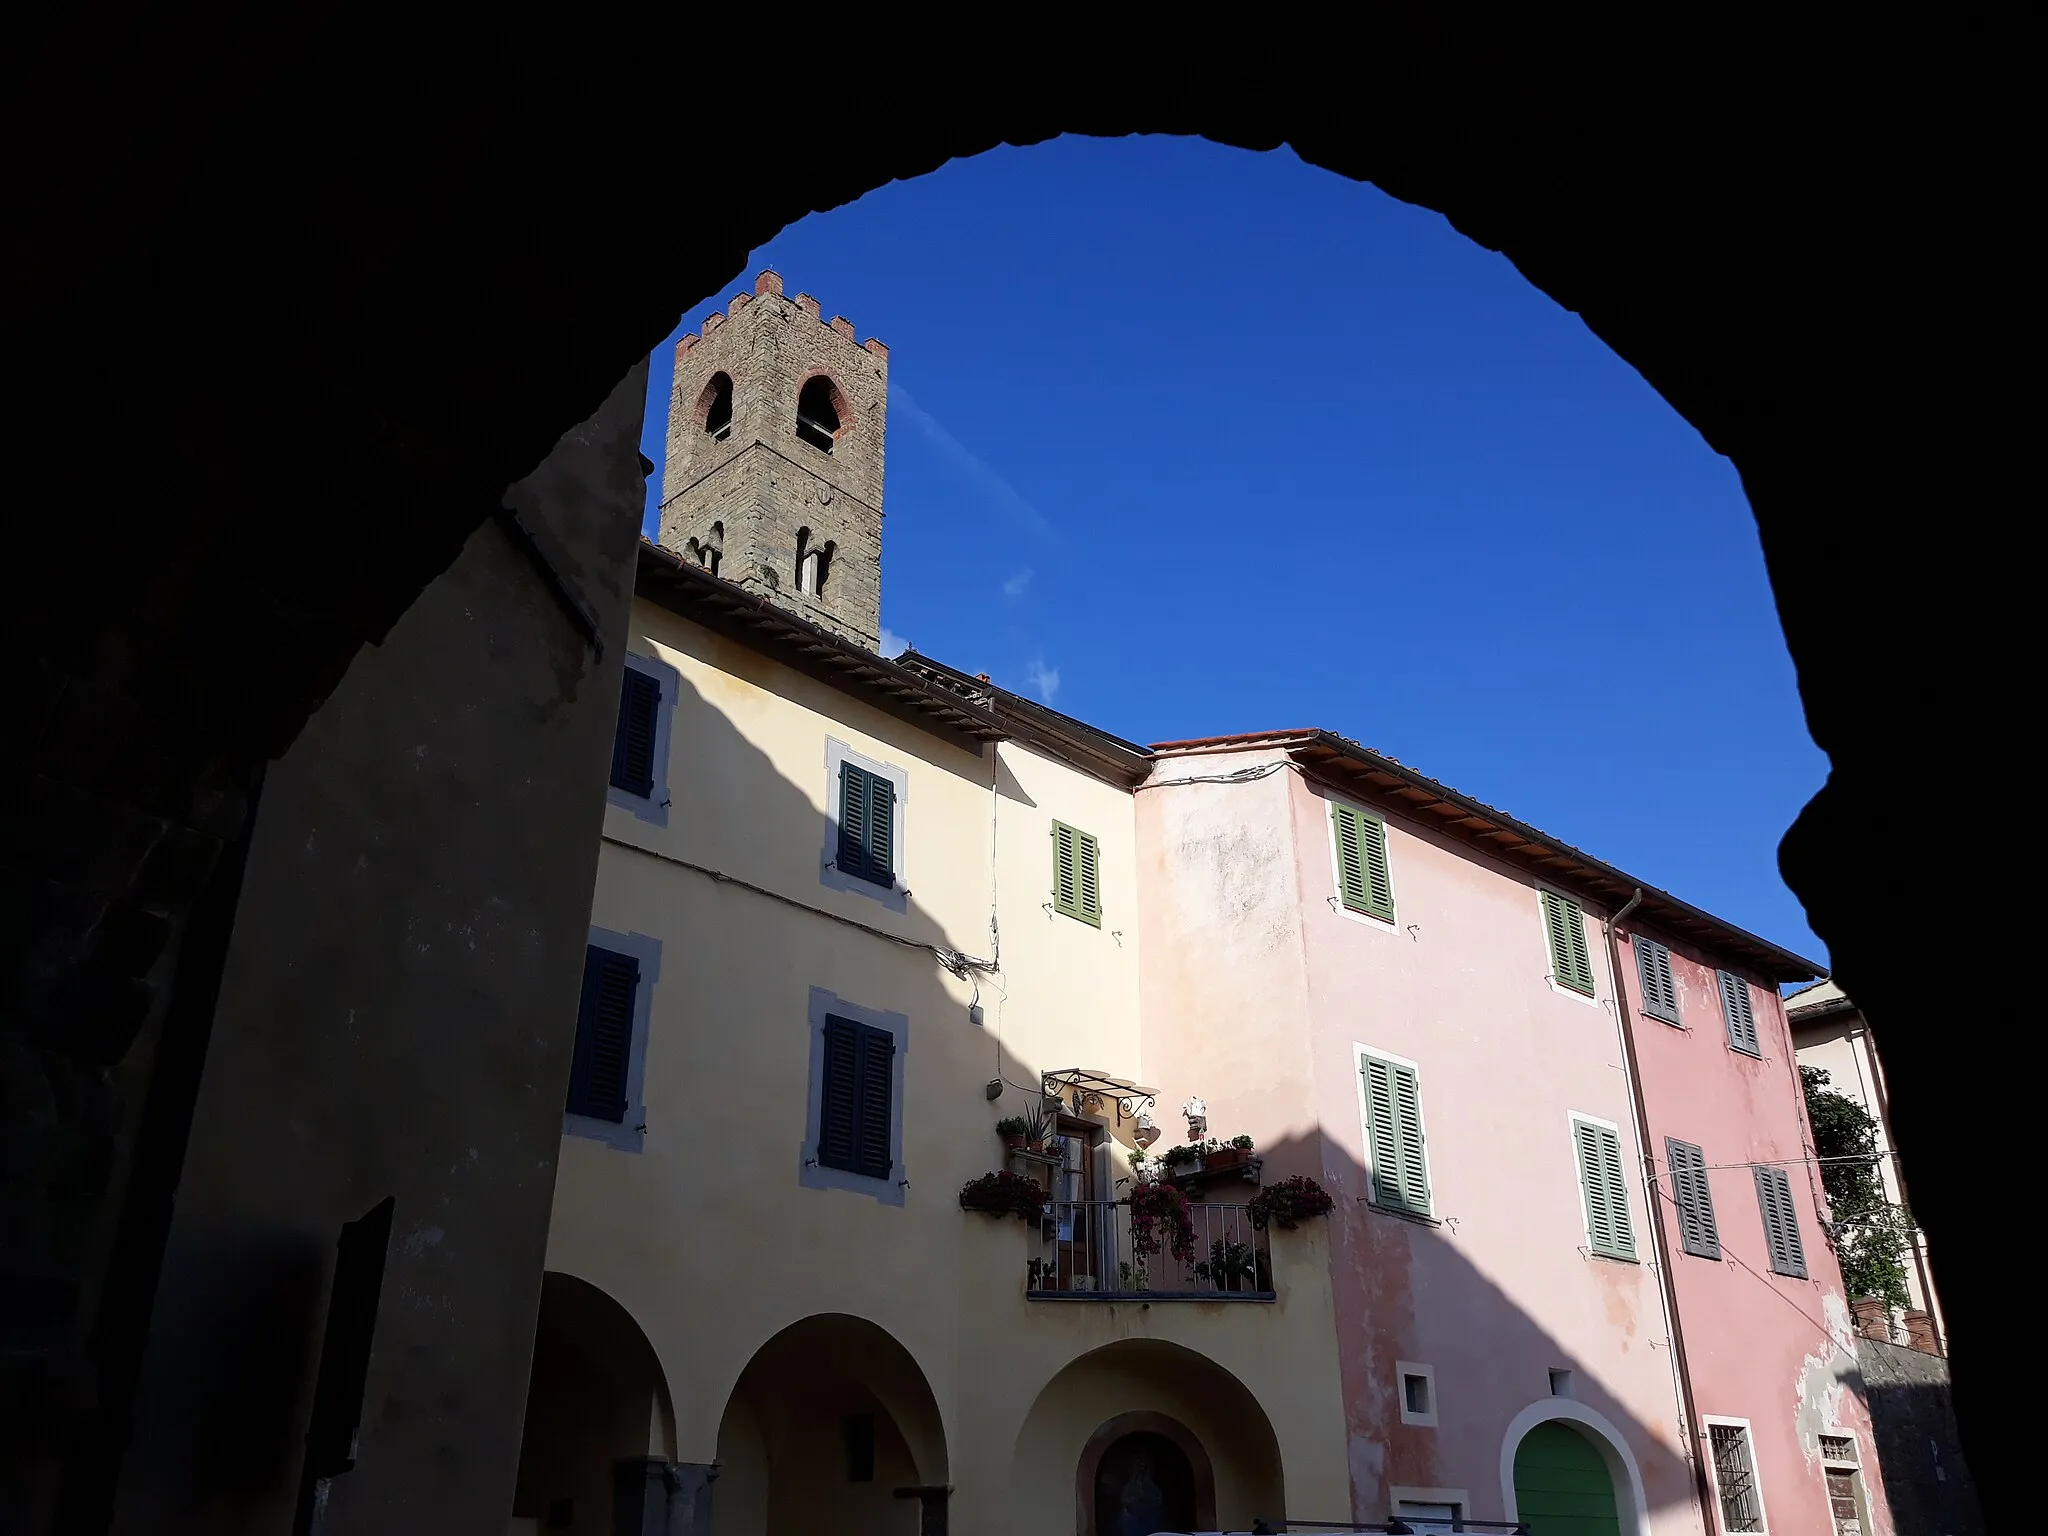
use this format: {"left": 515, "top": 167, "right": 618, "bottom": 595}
{"left": 10, "top": 14, "right": 1997, "bottom": 1522}
{"left": 1079, "top": 1411, "right": 1217, "bottom": 1536}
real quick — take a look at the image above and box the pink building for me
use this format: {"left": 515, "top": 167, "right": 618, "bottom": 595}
{"left": 1136, "top": 729, "right": 1889, "bottom": 1536}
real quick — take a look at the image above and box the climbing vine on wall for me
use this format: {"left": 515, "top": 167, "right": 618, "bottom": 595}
{"left": 1801, "top": 1065, "right": 1913, "bottom": 1310}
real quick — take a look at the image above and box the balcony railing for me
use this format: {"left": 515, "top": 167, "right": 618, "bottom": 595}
{"left": 1026, "top": 1199, "right": 1273, "bottom": 1300}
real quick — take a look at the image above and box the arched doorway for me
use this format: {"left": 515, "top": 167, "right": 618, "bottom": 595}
{"left": 511, "top": 1272, "right": 677, "bottom": 1536}
{"left": 1016, "top": 1341, "right": 1281, "bottom": 1534}
{"left": 1512, "top": 1421, "right": 1620, "bottom": 1535}
{"left": 712, "top": 1313, "right": 947, "bottom": 1536}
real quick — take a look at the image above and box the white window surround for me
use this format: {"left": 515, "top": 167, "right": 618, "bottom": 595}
{"left": 1536, "top": 882, "right": 1607, "bottom": 1009}
{"left": 1817, "top": 1430, "right": 1860, "bottom": 1468}
{"left": 1353, "top": 1041, "right": 1436, "bottom": 1222}
{"left": 1568, "top": 1110, "right": 1636, "bottom": 1262}
{"left": 1390, "top": 1489, "right": 1468, "bottom": 1530}
{"left": 1499, "top": 1398, "right": 1652, "bottom": 1536}
{"left": 1703, "top": 1414, "right": 1769, "bottom": 1536}
{"left": 1323, "top": 791, "right": 1399, "bottom": 930}
{"left": 1396, "top": 1361, "right": 1439, "bottom": 1427}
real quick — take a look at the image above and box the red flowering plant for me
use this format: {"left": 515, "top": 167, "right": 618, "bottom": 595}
{"left": 1125, "top": 1182, "right": 1197, "bottom": 1266}
{"left": 1246, "top": 1174, "right": 1335, "bottom": 1231}
{"left": 959, "top": 1169, "right": 1047, "bottom": 1223}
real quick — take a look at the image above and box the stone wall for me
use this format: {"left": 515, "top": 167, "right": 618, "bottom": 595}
{"left": 1857, "top": 1338, "right": 1983, "bottom": 1536}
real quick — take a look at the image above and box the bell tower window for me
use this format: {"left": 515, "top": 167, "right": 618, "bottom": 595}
{"left": 796, "top": 375, "right": 842, "bottom": 453}
{"left": 699, "top": 373, "right": 733, "bottom": 441}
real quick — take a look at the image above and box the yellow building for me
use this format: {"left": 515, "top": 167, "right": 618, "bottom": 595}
{"left": 509, "top": 279, "right": 1350, "bottom": 1536}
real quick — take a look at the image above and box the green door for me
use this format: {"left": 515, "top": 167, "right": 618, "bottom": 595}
{"left": 1513, "top": 1421, "right": 1621, "bottom": 1536}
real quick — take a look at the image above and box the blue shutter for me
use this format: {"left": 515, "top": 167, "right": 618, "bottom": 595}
{"left": 610, "top": 667, "right": 661, "bottom": 798}
{"left": 1636, "top": 937, "right": 1680, "bottom": 1024}
{"left": 1719, "top": 970, "right": 1761, "bottom": 1056}
{"left": 818, "top": 1016, "right": 861, "bottom": 1171}
{"left": 568, "top": 945, "right": 637, "bottom": 1122}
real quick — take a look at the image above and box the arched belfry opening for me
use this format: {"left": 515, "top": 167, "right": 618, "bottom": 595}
{"left": 795, "top": 374, "right": 842, "bottom": 452}
{"left": 795, "top": 528, "right": 834, "bottom": 597}
{"left": 699, "top": 371, "right": 733, "bottom": 440}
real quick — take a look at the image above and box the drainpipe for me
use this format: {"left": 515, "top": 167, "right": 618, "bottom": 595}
{"left": 1601, "top": 888, "right": 1715, "bottom": 1531}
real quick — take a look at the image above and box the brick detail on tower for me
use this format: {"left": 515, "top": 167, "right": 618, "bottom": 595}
{"left": 657, "top": 270, "right": 889, "bottom": 648}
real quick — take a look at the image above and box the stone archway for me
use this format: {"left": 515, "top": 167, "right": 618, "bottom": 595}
{"left": 1077, "top": 1411, "right": 1218, "bottom": 1536}
{"left": 1498, "top": 1400, "right": 1652, "bottom": 1536}
{"left": 1016, "top": 1339, "right": 1284, "bottom": 1534}
{"left": 511, "top": 1272, "right": 682, "bottom": 1536}
{"left": 712, "top": 1312, "right": 947, "bottom": 1536}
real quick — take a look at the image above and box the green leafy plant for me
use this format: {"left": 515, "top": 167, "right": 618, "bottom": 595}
{"left": 1802, "top": 1066, "right": 1912, "bottom": 1310}
{"left": 1159, "top": 1143, "right": 1202, "bottom": 1168}
{"left": 1229, "top": 1134, "right": 1255, "bottom": 1151}
{"left": 1117, "top": 1260, "right": 1151, "bottom": 1292}
{"left": 995, "top": 1115, "right": 1031, "bottom": 1138}
{"left": 959, "top": 1170, "right": 1048, "bottom": 1223}
{"left": 1247, "top": 1174, "right": 1336, "bottom": 1231}
{"left": 1193, "top": 1239, "right": 1261, "bottom": 1292}
{"left": 1126, "top": 1183, "right": 1197, "bottom": 1266}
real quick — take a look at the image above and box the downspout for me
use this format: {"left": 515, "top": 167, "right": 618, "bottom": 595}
{"left": 1602, "top": 888, "right": 1715, "bottom": 1530}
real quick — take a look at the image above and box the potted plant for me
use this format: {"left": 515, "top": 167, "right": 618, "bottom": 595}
{"left": 1159, "top": 1143, "right": 1202, "bottom": 1174}
{"left": 1247, "top": 1174, "right": 1336, "bottom": 1230}
{"left": 1193, "top": 1238, "right": 1261, "bottom": 1293}
{"left": 1206, "top": 1134, "right": 1255, "bottom": 1171}
{"left": 996, "top": 1115, "right": 1031, "bottom": 1152}
{"left": 1021, "top": 1104, "right": 1054, "bottom": 1154}
{"left": 959, "top": 1169, "right": 1048, "bottom": 1223}
{"left": 1127, "top": 1146, "right": 1153, "bottom": 1182}
{"left": 1125, "top": 1183, "right": 1197, "bottom": 1269}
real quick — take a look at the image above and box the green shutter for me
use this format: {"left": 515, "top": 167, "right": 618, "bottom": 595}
{"left": 1635, "top": 937, "right": 1681, "bottom": 1024}
{"left": 1331, "top": 802, "right": 1396, "bottom": 921}
{"left": 1755, "top": 1166, "right": 1808, "bottom": 1278}
{"left": 1575, "top": 1119, "right": 1636, "bottom": 1260}
{"left": 1363, "top": 1054, "right": 1431, "bottom": 1216}
{"left": 1542, "top": 890, "right": 1596, "bottom": 995}
{"left": 1719, "top": 970, "right": 1760, "bottom": 1056}
{"left": 836, "top": 763, "right": 895, "bottom": 888}
{"left": 1666, "top": 1137, "right": 1721, "bottom": 1260}
{"left": 1052, "top": 822, "right": 1101, "bottom": 926}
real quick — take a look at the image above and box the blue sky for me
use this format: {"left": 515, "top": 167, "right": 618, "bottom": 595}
{"left": 639, "top": 135, "right": 1830, "bottom": 968}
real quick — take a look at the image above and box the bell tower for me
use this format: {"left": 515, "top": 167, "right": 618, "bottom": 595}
{"left": 657, "top": 270, "right": 888, "bottom": 649}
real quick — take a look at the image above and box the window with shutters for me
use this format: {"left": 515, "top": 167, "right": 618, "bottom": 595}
{"left": 1358, "top": 1048, "right": 1433, "bottom": 1218}
{"left": 1707, "top": 1420, "right": 1766, "bottom": 1533}
{"left": 606, "top": 656, "right": 677, "bottom": 826}
{"left": 1572, "top": 1115, "right": 1637, "bottom": 1261}
{"left": 822, "top": 742, "right": 908, "bottom": 911}
{"left": 1753, "top": 1165, "right": 1809, "bottom": 1278}
{"left": 1634, "top": 935, "right": 1681, "bottom": 1025}
{"left": 817, "top": 1015, "right": 895, "bottom": 1179}
{"left": 1718, "top": 969, "right": 1762, "bottom": 1056}
{"left": 1540, "top": 889, "right": 1597, "bottom": 997}
{"left": 564, "top": 928, "right": 660, "bottom": 1151}
{"left": 1052, "top": 821, "right": 1102, "bottom": 926}
{"left": 1666, "top": 1137, "right": 1722, "bottom": 1260}
{"left": 1328, "top": 800, "right": 1396, "bottom": 923}
{"left": 801, "top": 987, "right": 908, "bottom": 1204}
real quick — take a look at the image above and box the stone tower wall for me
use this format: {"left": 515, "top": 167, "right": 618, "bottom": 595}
{"left": 656, "top": 270, "right": 888, "bottom": 647}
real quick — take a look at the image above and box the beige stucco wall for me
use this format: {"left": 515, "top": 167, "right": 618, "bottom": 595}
{"left": 539, "top": 601, "right": 1349, "bottom": 1532}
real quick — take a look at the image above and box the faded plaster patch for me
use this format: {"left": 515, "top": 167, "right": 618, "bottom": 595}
{"left": 1349, "top": 1434, "right": 1387, "bottom": 1514}
{"left": 1793, "top": 1292, "right": 1861, "bottom": 1470}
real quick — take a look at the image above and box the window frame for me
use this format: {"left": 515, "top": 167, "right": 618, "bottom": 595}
{"left": 1325, "top": 795, "right": 1398, "bottom": 927}
{"left": 821, "top": 738, "right": 909, "bottom": 913}
{"left": 606, "top": 653, "right": 681, "bottom": 828}
{"left": 1703, "top": 1415, "right": 1769, "bottom": 1535}
{"left": 1396, "top": 1361, "right": 1439, "bottom": 1427}
{"left": 799, "top": 986, "right": 908, "bottom": 1206}
{"left": 563, "top": 924, "right": 661, "bottom": 1153}
{"left": 1570, "top": 1111, "right": 1639, "bottom": 1262}
{"left": 1538, "top": 886, "right": 1600, "bottom": 1002}
{"left": 1355, "top": 1044, "right": 1435, "bottom": 1220}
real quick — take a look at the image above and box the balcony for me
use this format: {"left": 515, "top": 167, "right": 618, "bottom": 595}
{"left": 1026, "top": 1199, "right": 1274, "bottom": 1301}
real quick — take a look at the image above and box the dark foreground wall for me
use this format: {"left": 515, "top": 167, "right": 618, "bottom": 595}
{"left": 1858, "top": 1339, "right": 1983, "bottom": 1536}
{"left": 101, "top": 367, "right": 648, "bottom": 1534}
